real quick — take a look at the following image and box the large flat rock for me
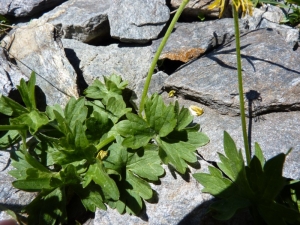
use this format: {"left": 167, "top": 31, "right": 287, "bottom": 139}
{"left": 1, "top": 20, "right": 78, "bottom": 106}
{"left": 164, "top": 28, "right": 300, "bottom": 116}
{"left": 152, "top": 19, "right": 247, "bottom": 63}
{"left": 62, "top": 39, "right": 154, "bottom": 90}
{"left": 0, "top": 0, "right": 66, "bottom": 17}
{"left": 38, "top": 0, "right": 110, "bottom": 43}
{"left": 108, "top": 0, "right": 170, "bottom": 43}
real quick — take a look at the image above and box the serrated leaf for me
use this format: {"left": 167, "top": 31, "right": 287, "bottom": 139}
{"left": 105, "top": 97, "right": 132, "bottom": 122}
{"left": 12, "top": 168, "right": 53, "bottom": 191}
{"left": 126, "top": 170, "right": 152, "bottom": 200}
{"left": 74, "top": 183, "right": 106, "bottom": 212}
{"left": 127, "top": 148, "right": 164, "bottom": 181}
{"left": 0, "top": 129, "right": 20, "bottom": 148}
{"left": 10, "top": 109, "right": 49, "bottom": 134}
{"left": 145, "top": 94, "right": 176, "bottom": 137}
{"left": 175, "top": 101, "right": 193, "bottom": 131}
{"left": 64, "top": 97, "right": 87, "bottom": 130}
{"left": 46, "top": 104, "right": 64, "bottom": 121}
{"left": 157, "top": 136, "right": 197, "bottom": 174}
{"left": 187, "top": 131, "right": 210, "bottom": 148}
{"left": 83, "top": 160, "right": 119, "bottom": 200}
{"left": 115, "top": 113, "right": 155, "bottom": 149}
{"left": 193, "top": 172, "right": 233, "bottom": 198}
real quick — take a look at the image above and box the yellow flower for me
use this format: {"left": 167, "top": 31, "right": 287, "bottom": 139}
{"left": 208, "top": 0, "right": 253, "bottom": 18}
{"left": 189, "top": 105, "right": 204, "bottom": 116}
{"left": 97, "top": 150, "right": 108, "bottom": 160}
{"left": 168, "top": 90, "right": 176, "bottom": 98}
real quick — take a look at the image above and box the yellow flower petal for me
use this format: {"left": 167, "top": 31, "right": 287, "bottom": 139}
{"left": 168, "top": 90, "right": 176, "bottom": 98}
{"left": 189, "top": 105, "right": 204, "bottom": 116}
{"left": 97, "top": 150, "right": 108, "bottom": 160}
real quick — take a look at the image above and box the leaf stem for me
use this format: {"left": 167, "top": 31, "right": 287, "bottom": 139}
{"left": 96, "top": 136, "right": 116, "bottom": 151}
{"left": 0, "top": 125, "right": 28, "bottom": 131}
{"left": 138, "top": 0, "right": 190, "bottom": 116}
{"left": 232, "top": 5, "right": 250, "bottom": 165}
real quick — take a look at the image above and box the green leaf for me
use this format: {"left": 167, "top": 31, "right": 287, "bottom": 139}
{"left": 0, "top": 95, "right": 28, "bottom": 116}
{"left": 209, "top": 196, "right": 251, "bottom": 220}
{"left": 74, "top": 183, "right": 107, "bottom": 212}
{"left": 12, "top": 168, "right": 53, "bottom": 191}
{"left": 26, "top": 187, "right": 67, "bottom": 225}
{"left": 157, "top": 136, "right": 197, "bottom": 174}
{"left": 174, "top": 101, "right": 193, "bottom": 131}
{"left": 193, "top": 172, "right": 233, "bottom": 198}
{"left": 126, "top": 170, "right": 153, "bottom": 200}
{"left": 127, "top": 148, "right": 164, "bottom": 181}
{"left": 83, "top": 160, "right": 120, "bottom": 200}
{"left": 86, "top": 110, "right": 114, "bottom": 143}
{"left": 64, "top": 97, "right": 87, "bottom": 130}
{"left": 187, "top": 131, "right": 210, "bottom": 148}
{"left": 16, "top": 71, "right": 36, "bottom": 110}
{"left": 254, "top": 142, "right": 265, "bottom": 167}
{"left": 115, "top": 113, "right": 155, "bottom": 149}
{"left": 10, "top": 109, "right": 49, "bottom": 134}
{"left": 84, "top": 74, "right": 127, "bottom": 104}
{"left": 145, "top": 94, "right": 177, "bottom": 137}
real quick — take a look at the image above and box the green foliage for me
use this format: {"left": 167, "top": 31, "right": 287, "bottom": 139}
{"left": 193, "top": 131, "right": 300, "bottom": 224}
{"left": 0, "top": 72, "right": 209, "bottom": 224}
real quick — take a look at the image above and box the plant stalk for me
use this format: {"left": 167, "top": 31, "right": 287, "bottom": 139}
{"left": 232, "top": 5, "right": 250, "bottom": 165}
{"left": 138, "top": 0, "right": 190, "bottom": 116}
{"left": 96, "top": 136, "right": 116, "bottom": 151}
{"left": 0, "top": 124, "right": 28, "bottom": 131}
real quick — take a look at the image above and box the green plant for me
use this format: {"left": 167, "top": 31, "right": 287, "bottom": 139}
{"left": 193, "top": 0, "right": 300, "bottom": 224}
{"left": 193, "top": 132, "right": 300, "bottom": 224}
{"left": 0, "top": 69, "right": 208, "bottom": 224}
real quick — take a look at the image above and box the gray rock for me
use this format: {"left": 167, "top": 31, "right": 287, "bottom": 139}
{"left": 62, "top": 39, "right": 154, "bottom": 90}
{"left": 108, "top": 0, "right": 170, "bottom": 43}
{"left": 170, "top": 0, "right": 222, "bottom": 19}
{"left": 152, "top": 19, "right": 247, "bottom": 63}
{"left": 0, "top": 0, "right": 67, "bottom": 17}
{"left": 131, "top": 71, "right": 169, "bottom": 109}
{"left": 162, "top": 96, "right": 300, "bottom": 180}
{"left": 242, "top": 5, "right": 299, "bottom": 45}
{"left": 38, "top": 0, "right": 110, "bottom": 43}
{"left": 0, "top": 48, "right": 28, "bottom": 97}
{"left": 164, "top": 28, "right": 300, "bottom": 116}
{"left": 0, "top": 150, "right": 36, "bottom": 221}
{"left": 1, "top": 20, "right": 79, "bottom": 106}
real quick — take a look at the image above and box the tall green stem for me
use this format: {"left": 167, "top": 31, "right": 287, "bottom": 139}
{"left": 138, "top": 0, "right": 190, "bottom": 116}
{"left": 232, "top": 5, "right": 250, "bottom": 165}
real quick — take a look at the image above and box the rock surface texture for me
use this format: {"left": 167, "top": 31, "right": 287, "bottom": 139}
{"left": 0, "top": 1, "right": 300, "bottom": 224}
{"left": 108, "top": 0, "right": 170, "bottom": 43}
{"left": 38, "top": 0, "right": 111, "bottom": 43}
{"left": 0, "top": 0, "right": 67, "bottom": 17}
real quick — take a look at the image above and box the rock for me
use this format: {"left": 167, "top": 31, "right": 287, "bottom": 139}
{"left": 152, "top": 19, "right": 247, "bottom": 64}
{"left": 62, "top": 39, "right": 154, "bottom": 90}
{"left": 108, "top": 0, "right": 170, "bottom": 43}
{"left": 242, "top": 5, "right": 299, "bottom": 45}
{"left": 131, "top": 71, "right": 169, "bottom": 109}
{"left": 1, "top": 20, "right": 78, "bottom": 106}
{"left": 164, "top": 96, "right": 300, "bottom": 180}
{"left": 0, "top": 150, "right": 36, "bottom": 221}
{"left": 0, "top": 48, "right": 28, "bottom": 97}
{"left": 0, "top": 0, "right": 67, "bottom": 17}
{"left": 170, "top": 0, "right": 231, "bottom": 19}
{"left": 164, "top": 28, "right": 300, "bottom": 117}
{"left": 38, "top": 0, "right": 110, "bottom": 43}
{"left": 94, "top": 163, "right": 253, "bottom": 225}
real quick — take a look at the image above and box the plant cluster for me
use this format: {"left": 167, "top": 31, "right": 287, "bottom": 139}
{"left": 0, "top": 0, "right": 300, "bottom": 224}
{"left": 0, "top": 73, "right": 209, "bottom": 224}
